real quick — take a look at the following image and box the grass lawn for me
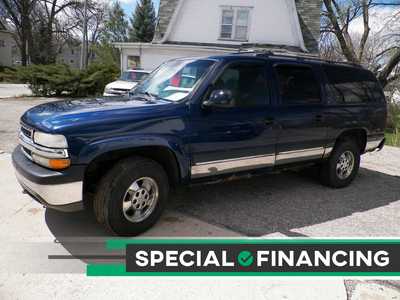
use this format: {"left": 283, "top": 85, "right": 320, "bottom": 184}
{"left": 385, "top": 131, "right": 400, "bottom": 147}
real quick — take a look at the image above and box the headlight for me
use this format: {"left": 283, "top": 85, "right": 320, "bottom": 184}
{"left": 33, "top": 132, "right": 68, "bottom": 149}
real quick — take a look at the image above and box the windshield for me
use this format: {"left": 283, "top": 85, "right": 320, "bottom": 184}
{"left": 132, "top": 59, "right": 215, "bottom": 102}
{"left": 120, "top": 71, "right": 149, "bottom": 82}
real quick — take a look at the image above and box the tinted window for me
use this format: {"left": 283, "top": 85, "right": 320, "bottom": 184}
{"left": 323, "top": 65, "right": 383, "bottom": 104}
{"left": 213, "top": 62, "right": 268, "bottom": 107}
{"left": 275, "top": 65, "right": 321, "bottom": 104}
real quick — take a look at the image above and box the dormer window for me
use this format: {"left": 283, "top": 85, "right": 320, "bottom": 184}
{"left": 220, "top": 6, "right": 251, "bottom": 41}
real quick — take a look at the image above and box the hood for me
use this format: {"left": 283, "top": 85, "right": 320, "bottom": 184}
{"left": 21, "top": 97, "right": 172, "bottom": 133}
{"left": 106, "top": 80, "right": 138, "bottom": 90}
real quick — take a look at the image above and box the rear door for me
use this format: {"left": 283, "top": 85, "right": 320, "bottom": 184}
{"left": 271, "top": 62, "right": 329, "bottom": 165}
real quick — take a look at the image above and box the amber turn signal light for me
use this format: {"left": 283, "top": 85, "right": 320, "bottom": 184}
{"left": 48, "top": 159, "right": 71, "bottom": 170}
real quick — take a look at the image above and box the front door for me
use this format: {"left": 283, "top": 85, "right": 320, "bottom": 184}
{"left": 189, "top": 60, "right": 278, "bottom": 179}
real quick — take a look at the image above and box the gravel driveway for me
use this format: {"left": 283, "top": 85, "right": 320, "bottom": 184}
{"left": 0, "top": 97, "right": 57, "bottom": 153}
{"left": 1, "top": 97, "right": 400, "bottom": 299}
{"left": 0, "top": 83, "right": 32, "bottom": 99}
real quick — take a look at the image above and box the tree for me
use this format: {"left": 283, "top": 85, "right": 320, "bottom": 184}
{"left": 33, "top": 0, "right": 79, "bottom": 64}
{"left": 100, "top": 1, "right": 128, "bottom": 44}
{"left": 0, "top": 0, "right": 37, "bottom": 66}
{"left": 0, "top": 0, "right": 79, "bottom": 65}
{"left": 322, "top": 0, "right": 400, "bottom": 87}
{"left": 128, "top": 0, "right": 156, "bottom": 42}
{"left": 66, "top": 0, "right": 107, "bottom": 68}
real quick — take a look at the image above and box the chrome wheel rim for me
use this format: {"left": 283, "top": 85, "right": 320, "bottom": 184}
{"left": 122, "top": 177, "right": 159, "bottom": 223}
{"left": 336, "top": 151, "right": 355, "bottom": 180}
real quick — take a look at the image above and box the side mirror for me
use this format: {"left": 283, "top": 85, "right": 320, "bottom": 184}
{"left": 203, "top": 89, "right": 234, "bottom": 108}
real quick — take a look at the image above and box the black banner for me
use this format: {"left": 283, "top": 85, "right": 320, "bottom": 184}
{"left": 126, "top": 243, "right": 400, "bottom": 273}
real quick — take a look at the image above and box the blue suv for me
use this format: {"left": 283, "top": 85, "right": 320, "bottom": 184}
{"left": 13, "top": 51, "right": 387, "bottom": 236}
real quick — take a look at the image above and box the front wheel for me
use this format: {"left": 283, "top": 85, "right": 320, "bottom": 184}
{"left": 320, "top": 140, "right": 361, "bottom": 188}
{"left": 94, "top": 156, "right": 169, "bottom": 236}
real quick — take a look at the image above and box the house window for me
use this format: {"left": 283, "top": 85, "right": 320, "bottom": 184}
{"left": 0, "top": 40, "right": 5, "bottom": 47}
{"left": 220, "top": 7, "right": 251, "bottom": 41}
{"left": 127, "top": 55, "right": 140, "bottom": 69}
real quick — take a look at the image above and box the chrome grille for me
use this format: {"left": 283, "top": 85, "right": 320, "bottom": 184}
{"left": 20, "top": 124, "right": 34, "bottom": 161}
{"left": 20, "top": 124, "right": 33, "bottom": 140}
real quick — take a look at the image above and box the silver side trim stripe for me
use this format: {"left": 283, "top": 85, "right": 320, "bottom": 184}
{"left": 191, "top": 147, "right": 327, "bottom": 178}
{"left": 191, "top": 139, "right": 384, "bottom": 179}
{"left": 191, "top": 154, "right": 275, "bottom": 178}
{"left": 323, "top": 147, "right": 334, "bottom": 158}
{"left": 276, "top": 147, "right": 325, "bottom": 162}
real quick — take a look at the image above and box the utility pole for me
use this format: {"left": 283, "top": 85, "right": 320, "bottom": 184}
{"left": 80, "top": 0, "right": 88, "bottom": 70}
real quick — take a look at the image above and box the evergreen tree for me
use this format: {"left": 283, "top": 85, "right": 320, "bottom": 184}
{"left": 101, "top": 1, "right": 129, "bottom": 44}
{"left": 129, "top": 0, "right": 156, "bottom": 42}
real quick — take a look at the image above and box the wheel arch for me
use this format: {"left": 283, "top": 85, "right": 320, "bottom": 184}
{"left": 334, "top": 128, "right": 368, "bottom": 153}
{"left": 82, "top": 145, "right": 186, "bottom": 206}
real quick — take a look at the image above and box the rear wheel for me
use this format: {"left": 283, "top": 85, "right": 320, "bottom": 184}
{"left": 320, "top": 139, "right": 360, "bottom": 188}
{"left": 94, "top": 156, "right": 169, "bottom": 236}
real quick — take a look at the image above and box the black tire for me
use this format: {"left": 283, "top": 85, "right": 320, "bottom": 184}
{"left": 94, "top": 156, "right": 169, "bottom": 236}
{"left": 320, "top": 139, "right": 361, "bottom": 188}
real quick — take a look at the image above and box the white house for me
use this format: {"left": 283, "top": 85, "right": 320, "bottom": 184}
{"left": 56, "top": 40, "right": 83, "bottom": 69}
{"left": 115, "top": 0, "right": 322, "bottom": 71}
{"left": 0, "top": 20, "right": 16, "bottom": 67}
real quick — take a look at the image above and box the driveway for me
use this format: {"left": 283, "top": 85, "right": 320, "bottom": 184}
{"left": 0, "top": 97, "right": 399, "bottom": 299}
{"left": 0, "top": 97, "right": 57, "bottom": 153}
{"left": 0, "top": 83, "right": 32, "bottom": 99}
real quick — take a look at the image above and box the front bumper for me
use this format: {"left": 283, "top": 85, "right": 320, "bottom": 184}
{"left": 12, "top": 147, "right": 85, "bottom": 212}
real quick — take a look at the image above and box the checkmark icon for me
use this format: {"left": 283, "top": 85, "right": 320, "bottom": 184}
{"left": 237, "top": 251, "right": 254, "bottom": 267}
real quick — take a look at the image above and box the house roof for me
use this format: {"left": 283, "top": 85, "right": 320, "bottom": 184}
{"left": 153, "top": 0, "right": 180, "bottom": 42}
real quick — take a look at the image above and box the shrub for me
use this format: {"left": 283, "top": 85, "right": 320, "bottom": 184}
{"left": 386, "top": 101, "right": 400, "bottom": 147}
{"left": 387, "top": 102, "right": 400, "bottom": 131}
{"left": 76, "top": 62, "right": 120, "bottom": 97}
{"left": 15, "top": 62, "right": 119, "bottom": 97}
{"left": 0, "top": 66, "right": 19, "bottom": 83}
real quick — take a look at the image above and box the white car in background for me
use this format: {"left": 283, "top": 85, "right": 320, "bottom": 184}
{"left": 103, "top": 70, "right": 150, "bottom": 97}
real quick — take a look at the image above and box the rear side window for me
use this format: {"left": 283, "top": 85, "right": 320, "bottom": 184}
{"left": 323, "top": 65, "right": 383, "bottom": 104}
{"left": 275, "top": 65, "right": 321, "bottom": 105}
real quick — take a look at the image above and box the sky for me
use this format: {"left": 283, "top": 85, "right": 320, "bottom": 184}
{"left": 119, "top": 0, "right": 160, "bottom": 17}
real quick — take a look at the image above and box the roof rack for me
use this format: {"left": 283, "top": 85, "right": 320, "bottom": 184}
{"left": 235, "top": 48, "right": 362, "bottom": 68}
